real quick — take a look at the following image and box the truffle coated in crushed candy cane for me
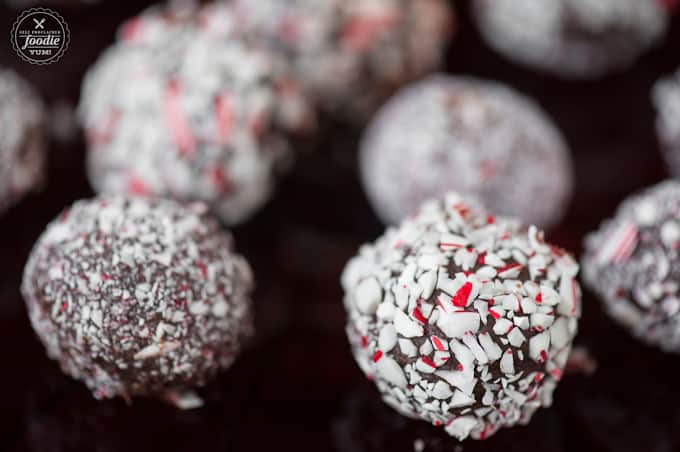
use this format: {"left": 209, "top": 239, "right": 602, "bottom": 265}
{"left": 22, "top": 195, "right": 254, "bottom": 403}
{"left": 78, "top": 1, "right": 315, "bottom": 226}
{"left": 583, "top": 180, "right": 680, "bottom": 353}
{"left": 229, "top": 0, "right": 454, "bottom": 120}
{"left": 0, "top": 70, "right": 46, "bottom": 215}
{"left": 473, "top": 0, "right": 669, "bottom": 79}
{"left": 342, "top": 192, "right": 580, "bottom": 440}
{"left": 360, "top": 75, "right": 573, "bottom": 228}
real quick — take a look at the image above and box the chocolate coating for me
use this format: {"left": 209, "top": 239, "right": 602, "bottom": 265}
{"left": 22, "top": 195, "right": 254, "bottom": 403}
{"left": 341, "top": 192, "right": 581, "bottom": 440}
{"left": 583, "top": 180, "right": 680, "bottom": 353}
{"left": 0, "top": 69, "right": 46, "bottom": 214}
{"left": 78, "top": 1, "right": 313, "bottom": 225}
{"left": 229, "top": 0, "right": 453, "bottom": 120}
{"left": 360, "top": 75, "right": 573, "bottom": 227}
{"left": 472, "top": 0, "right": 669, "bottom": 78}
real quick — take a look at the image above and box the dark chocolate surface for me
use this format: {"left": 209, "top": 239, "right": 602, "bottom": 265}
{"left": 1, "top": 1, "right": 680, "bottom": 451}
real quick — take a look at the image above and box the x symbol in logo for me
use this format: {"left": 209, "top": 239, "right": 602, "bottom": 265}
{"left": 33, "top": 18, "right": 45, "bottom": 29}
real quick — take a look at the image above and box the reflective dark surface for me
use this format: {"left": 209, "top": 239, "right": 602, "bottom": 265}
{"left": 1, "top": 1, "right": 680, "bottom": 451}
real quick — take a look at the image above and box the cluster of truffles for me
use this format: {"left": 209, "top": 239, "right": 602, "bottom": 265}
{"left": 472, "top": 0, "right": 670, "bottom": 78}
{"left": 78, "top": 0, "right": 456, "bottom": 224}
{"left": 0, "top": 70, "right": 46, "bottom": 215}
{"left": 13, "top": 0, "right": 673, "bottom": 434}
{"left": 582, "top": 181, "right": 680, "bottom": 353}
{"left": 229, "top": 0, "right": 454, "bottom": 120}
{"left": 79, "top": 1, "right": 313, "bottom": 225}
{"left": 342, "top": 192, "right": 581, "bottom": 440}
{"left": 360, "top": 75, "right": 573, "bottom": 228}
{"left": 22, "top": 195, "right": 254, "bottom": 405}
{"left": 653, "top": 68, "right": 680, "bottom": 176}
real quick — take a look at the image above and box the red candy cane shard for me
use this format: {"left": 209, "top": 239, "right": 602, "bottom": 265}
{"left": 596, "top": 222, "right": 638, "bottom": 264}
{"left": 413, "top": 307, "right": 428, "bottom": 324}
{"left": 452, "top": 282, "right": 473, "bottom": 307}
{"left": 215, "top": 92, "right": 234, "bottom": 144}
{"left": 127, "top": 175, "right": 150, "bottom": 196}
{"left": 163, "top": 80, "right": 196, "bottom": 157}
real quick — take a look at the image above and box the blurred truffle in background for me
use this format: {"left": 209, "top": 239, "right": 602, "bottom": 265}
{"left": 228, "top": 0, "right": 454, "bottom": 121}
{"left": 653, "top": 67, "right": 680, "bottom": 176}
{"left": 582, "top": 180, "right": 680, "bottom": 353}
{"left": 22, "top": 195, "right": 254, "bottom": 406}
{"left": 78, "top": 1, "right": 314, "bottom": 225}
{"left": 472, "top": 0, "right": 671, "bottom": 79}
{"left": 0, "top": 69, "right": 46, "bottom": 215}
{"left": 359, "top": 74, "right": 573, "bottom": 228}
{"left": 341, "top": 192, "right": 581, "bottom": 441}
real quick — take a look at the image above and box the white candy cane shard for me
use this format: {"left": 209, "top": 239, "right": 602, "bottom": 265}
{"left": 134, "top": 341, "right": 181, "bottom": 360}
{"left": 445, "top": 416, "right": 479, "bottom": 440}
{"left": 558, "top": 275, "right": 579, "bottom": 316}
{"left": 165, "top": 390, "right": 204, "bottom": 410}
{"left": 394, "top": 310, "right": 425, "bottom": 337}
{"left": 440, "top": 233, "right": 469, "bottom": 249}
{"left": 376, "top": 356, "right": 407, "bottom": 388}
{"left": 355, "top": 277, "right": 383, "bottom": 314}
{"left": 437, "top": 311, "right": 481, "bottom": 338}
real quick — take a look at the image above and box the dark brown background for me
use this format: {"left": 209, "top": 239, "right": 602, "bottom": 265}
{"left": 0, "top": 1, "right": 679, "bottom": 451}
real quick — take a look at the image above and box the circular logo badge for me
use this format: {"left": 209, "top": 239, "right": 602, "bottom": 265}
{"left": 11, "top": 8, "right": 70, "bottom": 65}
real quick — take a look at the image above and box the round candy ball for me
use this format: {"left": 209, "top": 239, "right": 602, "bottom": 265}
{"left": 582, "top": 180, "right": 680, "bottom": 352}
{"left": 653, "top": 68, "right": 680, "bottom": 175}
{"left": 0, "top": 69, "right": 46, "bottom": 214}
{"left": 230, "top": 0, "right": 454, "bottom": 120}
{"left": 360, "top": 75, "right": 573, "bottom": 228}
{"left": 78, "top": 2, "right": 314, "bottom": 225}
{"left": 472, "top": 0, "right": 670, "bottom": 79}
{"left": 341, "top": 192, "right": 581, "bottom": 440}
{"left": 22, "top": 195, "right": 254, "bottom": 403}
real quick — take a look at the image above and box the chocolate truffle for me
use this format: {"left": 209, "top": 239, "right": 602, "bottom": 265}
{"left": 582, "top": 180, "right": 680, "bottom": 353}
{"left": 472, "top": 0, "right": 670, "bottom": 79}
{"left": 22, "top": 195, "right": 254, "bottom": 405}
{"left": 653, "top": 68, "right": 680, "bottom": 175}
{"left": 229, "top": 0, "right": 454, "bottom": 120}
{"left": 78, "top": 1, "right": 313, "bottom": 225}
{"left": 360, "top": 75, "right": 573, "bottom": 227}
{"left": 341, "top": 192, "right": 581, "bottom": 440}
{"left": 0, "top": 69, "right": 46, "bottom": 214}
